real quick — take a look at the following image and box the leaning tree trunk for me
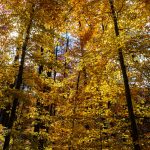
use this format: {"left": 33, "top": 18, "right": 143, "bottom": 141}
{"left": 108, "top": 0, "right": 140, "bottom": 150}
{"left": 3, "top": 4, "right": 35, "bottom": 150}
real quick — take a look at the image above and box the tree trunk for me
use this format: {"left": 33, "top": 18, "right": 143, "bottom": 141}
{"left": 64, "top": 32, "right": 69, "bottom": 78}
{"left": 69, "top": 72, "right": 80, "bottom": 150}
{"left": 108, "top": 0, "right": 140, "bottom": 149}
{"left": 0, "top": 48, "right": 20, "bottom": 127}
{"left": 54, "top": 45, "right": 58, "bottom": 81}
{"left": 3, "top": 4, "right": 35, "bottom": 150}
{"left": 34, "top": 47, "right": 44, "bottom": 150}
{"left": 34, "top": 47, "right": 56, "bottom": 150}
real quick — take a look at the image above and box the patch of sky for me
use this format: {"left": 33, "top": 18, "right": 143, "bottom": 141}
{"left": 56, "top": 32, "right": 79, "bottom": 55}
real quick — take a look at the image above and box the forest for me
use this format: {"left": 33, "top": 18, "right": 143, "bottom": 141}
{"left": 0, "top": 0, "right": 149, "bottom": 150}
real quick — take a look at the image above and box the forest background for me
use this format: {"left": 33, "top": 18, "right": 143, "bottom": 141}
{"left": 0, "top": 0, "right": 149, "bottom": 150}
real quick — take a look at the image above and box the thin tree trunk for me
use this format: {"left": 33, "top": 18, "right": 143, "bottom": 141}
{"left": 0, "top": 48, "right": 20, "bottom": 127}
{"left": 80, "top": 43, "right": 87, "bottom": 85}
{"left": 69, "top": 72, "right": 80, "bottom": 150}
{"left": 34, "top": 47, "right": 44, "bottom": 150}
{"left": 54, "top": 45, "right": 58, "bottom": 81}
{"left": 34, "top": 46, "right": 56, "bottom": 150}
{"left": 3, "top": 4, "right": 35, "bottom": 150}
{"left": 64, "top": 32, "right": 69, "bottom": 78}
{"left": 79, "top": 21, "right": 87, "bottom": 86}
{"left": 108, "top": 0, "right": 140, "bottom": 149}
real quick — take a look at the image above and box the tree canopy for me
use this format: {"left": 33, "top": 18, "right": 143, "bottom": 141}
{"left": 0, "top": 0, "right": 149, "bottom": 150}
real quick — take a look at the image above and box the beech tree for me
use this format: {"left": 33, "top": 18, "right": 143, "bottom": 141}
{"left": 0, "top": 0, "right": 149, "bottom": 149}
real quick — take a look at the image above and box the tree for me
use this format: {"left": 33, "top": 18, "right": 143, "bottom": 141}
{"left": 108, "top": 0, "right": 140, "bottom": 149}
{"left": 0, "top": 0, "right": 149, "bottom": 149}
